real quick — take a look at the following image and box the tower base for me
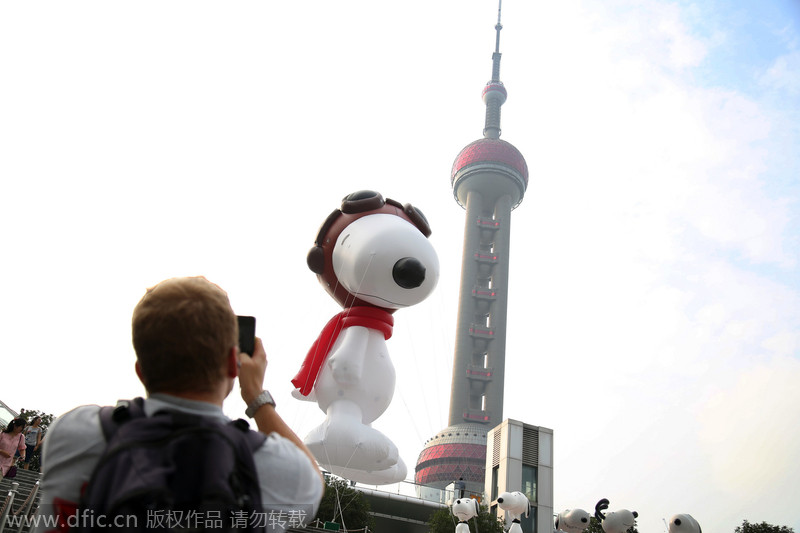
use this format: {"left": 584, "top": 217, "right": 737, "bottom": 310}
{"left": 414, "top": 423, "right": 489, "bottom": 499}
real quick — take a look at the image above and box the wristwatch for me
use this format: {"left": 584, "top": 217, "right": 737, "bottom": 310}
{"left": 245, "top": 390, "right": 276, "bottom": 418}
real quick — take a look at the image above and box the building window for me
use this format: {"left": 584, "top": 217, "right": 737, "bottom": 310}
{"left": 491, "top": 465, "right": 499, "bottom": 502}
{"left": 521, "top": 464, "right": 537, "bottom": 503}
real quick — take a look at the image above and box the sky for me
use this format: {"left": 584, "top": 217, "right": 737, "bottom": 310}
{"left": 1, "top": 1, "right": 799, "bottom": 532}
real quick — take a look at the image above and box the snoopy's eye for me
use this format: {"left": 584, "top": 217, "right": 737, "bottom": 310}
{"left": 341, "top": 234, "right": 350, "bottom": 245}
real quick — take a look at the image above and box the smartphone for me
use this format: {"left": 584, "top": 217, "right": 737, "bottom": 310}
{"left": 237, "top": 315, "right": 256, "bottom": 356}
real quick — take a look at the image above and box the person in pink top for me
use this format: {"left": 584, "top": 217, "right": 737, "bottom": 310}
{"left": 0, "top": 417, "right": 26, "bottom": 478}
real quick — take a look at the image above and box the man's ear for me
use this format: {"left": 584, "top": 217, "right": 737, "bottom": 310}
{"left": 227, "top": 346, "right": 239, "bottom": 378}
{"left": 135, "top": 360, "right": 146, "bottom": 386}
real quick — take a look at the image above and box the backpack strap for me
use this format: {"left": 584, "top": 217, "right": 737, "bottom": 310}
{"left": 228, "top": 417, "right": 268, "bottom": 452}
{"left": 99, "top": 398, "right": 267, "bottom": 452}
{"left": 98, "top": 397, "right": 146, "bottom": 440}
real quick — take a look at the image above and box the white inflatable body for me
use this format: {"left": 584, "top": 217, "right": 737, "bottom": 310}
{"left": 555, "top": 508, "right": 591, "bottom": 533}
{"left": 668, "top": 514, "right": 701, "bottom": 533}
{"left": 497, "top": 491, "right": 531, "bottom": 533}
{"left": 601, "top": 510, "right": 637, "bottom": 533}
{"left": 595, "top": 499, "right": 638, "bottom": 533}
{"left": 304, "top": 325, "right": 402, "bottom": 483}
{"left": 452, "top": 498, "right": 480, "bottom": 533}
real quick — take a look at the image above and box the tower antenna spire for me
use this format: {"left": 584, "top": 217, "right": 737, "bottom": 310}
{"left": 494, "top": 0, "right": 503, "bottom": 63}
{"left": 483, "top": 0, "right": 507, "bottom": 139}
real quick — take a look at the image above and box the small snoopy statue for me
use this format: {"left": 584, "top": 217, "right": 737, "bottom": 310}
{"left": 497, "top": 491, "right": 531, "bottom": 533}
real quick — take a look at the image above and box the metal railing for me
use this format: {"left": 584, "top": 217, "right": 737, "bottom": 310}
{"left": 0, "top": 482, "right": 18, "bottom": 533}
{"left": 0, "top": 479, "right": 40, "bottom": 533}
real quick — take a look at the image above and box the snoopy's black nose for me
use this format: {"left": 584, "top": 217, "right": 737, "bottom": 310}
{"left": 497, "top": 497, "right": 504, "bottom": 504}
{"left": 393, "top": 257, "right": 426, "bottom": 289}
{"left": 674, "top": 519, "right": 681, "bottom": 526}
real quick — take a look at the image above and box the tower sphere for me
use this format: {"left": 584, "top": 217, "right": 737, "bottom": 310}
{"left": 451, "top": 138, "right": 528, "bottom": 209}
{"left": 482, "top": 81, "right": 507, "bottom": 105}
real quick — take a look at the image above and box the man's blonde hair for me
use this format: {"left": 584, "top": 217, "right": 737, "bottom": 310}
{"left": 132, "top": 277, "right": 237, "bottom": 394}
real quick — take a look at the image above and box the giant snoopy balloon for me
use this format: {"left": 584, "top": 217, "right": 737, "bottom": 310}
{"left": 594, "top": 499, "right": 638, "bottom": 533}
{"left": 292, "top": 190, "right": 439, "bottom": 484}
{"left": 555, "top": 508, "right": 591, "bottom": 533}
{"left": 497, "top": 491, "right": 531, "bottom": 533}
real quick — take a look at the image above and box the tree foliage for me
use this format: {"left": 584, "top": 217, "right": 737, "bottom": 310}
{"left": 313, "top": 476, "right": 375, "bottom": 531}
{"left": 584, "top": 516, "right": 604, "bottom": 533}
{"left": 735, "top": 520, "right": 795, "bottom": 533}
{"left": 427, "top": 502, "right": 505, "bottom": 533}
{"left": 17, "top": 408, "right": 55, "bottom": 472}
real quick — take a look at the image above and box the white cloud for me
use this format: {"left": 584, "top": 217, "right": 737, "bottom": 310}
{"left": 695, "top": 357, "right": 800, "bottom": 527}
{"left": 761, "top": 330, "right": 800, "bottom": 358}
{"left": 760, "top": 50, "right": 800, "bottom": 95}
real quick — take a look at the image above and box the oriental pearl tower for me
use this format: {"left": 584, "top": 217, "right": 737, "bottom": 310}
{"left": 415, "top": 1, "right": 528, "bottom": 496}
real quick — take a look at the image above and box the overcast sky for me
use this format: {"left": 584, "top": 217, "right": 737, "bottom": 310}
{"left": 2, "top": 1, "right": 799, "bottom": 532}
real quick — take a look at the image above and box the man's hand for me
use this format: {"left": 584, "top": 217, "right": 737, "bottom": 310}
{"left": 238, "top": 336, "right": 267, "bottom": 406}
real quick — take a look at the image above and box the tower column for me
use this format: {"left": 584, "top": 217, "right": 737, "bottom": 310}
{"left": 449, "top": 189, "right": 484, "bottom": 426}
{"left": 485, "top": 193, "right": 513, "bottom": 423}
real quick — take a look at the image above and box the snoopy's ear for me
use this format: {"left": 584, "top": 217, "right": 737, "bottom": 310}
{"left": 595, "top": 498, "right": 609, "bottom": 521}
{"left": 403, "top": 202, "right": 432, "bottom": 237}
{"left": 307, "top": 246, "right": 325, "bottom": 274}
{"left": 474, "top": 499, "right": 480, "bottom": 515}
{"left": 527, "top": 499, "right": 531, "bottom": 518}
{"left": 308, "top": 208, "right": 344, "bottom": 274}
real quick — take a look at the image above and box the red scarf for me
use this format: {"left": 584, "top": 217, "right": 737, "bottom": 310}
{"left": 292, "top": 306, "right": 394, "bottom": 396}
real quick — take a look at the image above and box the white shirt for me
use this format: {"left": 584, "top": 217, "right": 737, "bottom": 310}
{"left": 33, "top": 394, "right": 322, "bottom": 532}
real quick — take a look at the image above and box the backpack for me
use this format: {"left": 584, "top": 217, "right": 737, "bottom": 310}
{"left": 77, "top": 398, "right": 267, "bottom": 532}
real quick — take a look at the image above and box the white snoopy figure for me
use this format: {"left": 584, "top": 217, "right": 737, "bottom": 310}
{"left": 594, "top": 499, "right": 638, "bottom": 533}
{"left": 452, "top": 497, "right": 480, "bottom": 533}
{"left": 668, "top": 514, "right": 702, "bottom": 533}
{"left": 555, "top": 508, "right": 591, "bottom": 533}
{"left": 497, "top": 491, "right": 531, "bottom": 533}
{"left": 292, "top": 191, "right": 439, "bottom": 484}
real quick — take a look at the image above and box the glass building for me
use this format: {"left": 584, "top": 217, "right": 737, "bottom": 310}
{"left": 0, "top": 399, "right": 19, "bottom": 429}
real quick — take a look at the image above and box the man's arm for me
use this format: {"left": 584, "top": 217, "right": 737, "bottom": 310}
{"left": 238, "top": 337, "right": 324, "bottom": 489}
